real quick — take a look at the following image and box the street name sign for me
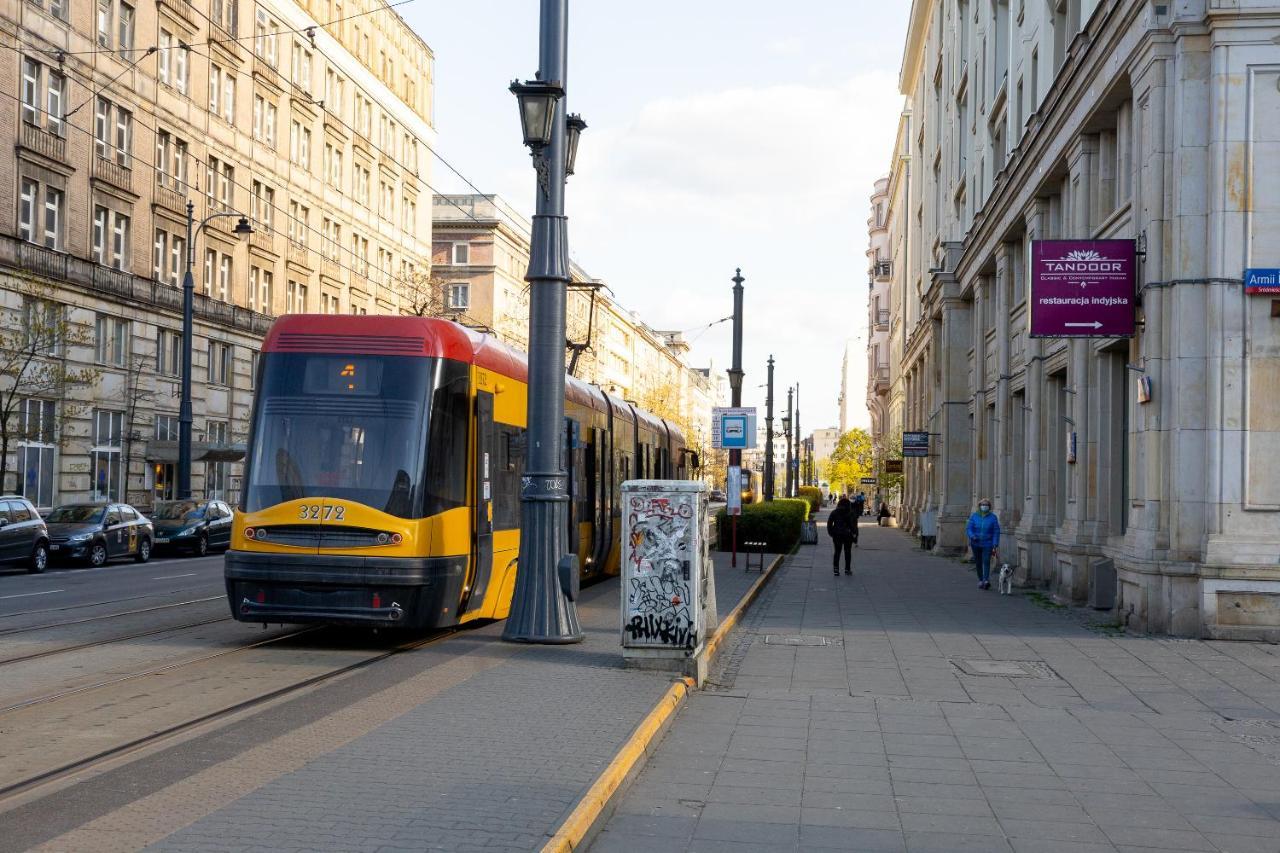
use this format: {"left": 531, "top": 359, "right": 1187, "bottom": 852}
{"left": 902, "top": 431, "right": 929, "bottom": 458}
{"left": 1030, "top": 239, "right": 1136, "bottom": 338}
{"left": 1245, "top": 268, "right": 1280, "bottom": 294}
{"left": 711, "top": 407, "right": 757, "bottom": 449}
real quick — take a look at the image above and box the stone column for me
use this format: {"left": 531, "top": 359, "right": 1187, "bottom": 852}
{"left": 934, "top": 246, "right": 975, "bottom": 553}
{"left": 1016, "top": 200, "right": 1053, "bottom": 585}
{"left": 994, "top": 244, "right": 1014, "bottom": 539}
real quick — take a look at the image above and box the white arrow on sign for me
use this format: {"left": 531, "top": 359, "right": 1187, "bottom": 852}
{"left": 1064, "top": 321, "right": 1103, "bottom": 329}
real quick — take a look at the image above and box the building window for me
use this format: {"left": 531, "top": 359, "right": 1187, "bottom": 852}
{"left": 402, "top": 196, "right": 416, "bottom": 231}
{"left": 207, "top": 340, "right": 232, "bottom": 386}
{"left": 16, "top": 398, "right": 56, "bottom": 508}
{"left": 21, "top": 59, "right": 65, "bottom": 136}
{"left": 205, "top": 420, "right": 229, "bottom": 499}
{"left": 209, "top": 64, "right": 235, "bottom": 123}
{"left": 203, "top": 249, "right": 232, "bottom": 301}
{"left": 154, "top": 412, "right": 179, "bottom": 440}
{"left": 287, "top": 201, "right": 309, "bottom": 245}
{"left": 322, "top": 217, "right": 341, "bottom": 260}
{"left": 248, "top": 265, "right": 273, "bottom": 312}
{"left": 18, "top": 178, "right": 63, "bottom": 250}
{"left": 94, "top": 314, "right": 130, "bottom": 366}
{"left": 354, "top": 165, "right": 370, "bottom": 206}
{"left": 291, "top": 41, "right": 312, "bottom": 93}
{"left": 354, "top": 94, "right": 372, "bottom": 136}
{"left": 152, "top": 228, "right": 185, "bottom": 286}
{"left": 91, "top": 409, "right": 124, "bottom": 501}
{"left": 23, "top": 298, "right": 62, "bottom": 355}
{"left": 251, "top": 180, "right": 275, "bottom": 231}
{"left": 31, "top": 0, "right": 68, "bottom": 20}
{"left": 206, "top": 156, "right": 233, "bottom": 210}
{"left": 286, "top": 278, "right": 308, "bottom": 313}
{"left": 448, "top": 283, "right": 470, "bottom": 311}
{"left": 379, "top": 180, "right": 394, "bottom": 220}
{"left": 92, "top": 206, "right": 130, "bottom": 271}
{"left": 211, "top": 0, "right": 237, "bottom": 34}
{"left": 289, "top": 119, "right": 311, "bottom": 168}
{"left": 451, "top": 243, "right": 470, "bottom": 265}
{"left": 351, "top": 233, "right": 369, "bottom": 275}
{"left": 155, "top": 129, "right": 188, "bottom": 191}
{"left": 324, "top": 67, "right": 344, "bottom": 115}
{"left": 158, "top": 29, "right": 188, "bottom": 94}
{"left": 254, "top": 7, "right": 279, "bottom": 66}
{"left": 324, "top": 142, "right": 342, "bottom": 187}
{"left": 156, "top": 328, "right": 181, "bottom": 376}
{"left": 321, "top": 291, "right": 340, "bottom": 314}
{"left": 91, "top": 97, "right": 132, "bottom": 166}
{"left": 252, "top": 94, "right": 277, "bottom": 145}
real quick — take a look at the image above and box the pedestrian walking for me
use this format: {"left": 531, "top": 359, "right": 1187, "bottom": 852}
{"left": 966, "top": 497, "right": 1001, "bottom": 590}
{"left": 878, "top": 501, "right": 891, "bottom": 526}
{"left": 826, "top": 497, "right": 856, "bottom": 576}
{"left": 850, "top": 493, "right": 866, "bottom": 545}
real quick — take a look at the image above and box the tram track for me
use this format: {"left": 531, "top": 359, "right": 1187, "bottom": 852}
{"left": 0, "top": 594, "right": 224, "bottom": 636}
{"left": 0, "top": 627, "right": 453, "bottom": 805}
{"left": 0, "top": 614, "right": 230, "bottom": 667}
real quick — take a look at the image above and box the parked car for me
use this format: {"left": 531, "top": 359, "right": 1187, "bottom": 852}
{"left": 148, "top": 499, "right": 234, "bottom": 556}
{"left": 709, "top": 489, "right": 726, "bottom": 502}
{"left": 46, "top": 503, "right": 154, "bottom": 567}
{"left": 0, "top": 495, "right": 51, "bottom": 573}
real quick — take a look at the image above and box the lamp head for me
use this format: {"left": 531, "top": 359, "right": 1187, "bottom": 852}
{"left": 233, "top": 217, "right": 254, "bottom": 236}
{"left": 509, "top": 79, "right": 564, "bottom": 149}
{"left": 565, "top": 113, "right": 587, "bottom": 176}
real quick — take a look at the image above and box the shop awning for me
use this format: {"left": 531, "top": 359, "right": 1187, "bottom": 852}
{"left": 144, "top": 440, "right": 247, "bottom": 463}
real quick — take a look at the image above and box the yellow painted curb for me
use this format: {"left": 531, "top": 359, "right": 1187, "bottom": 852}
{"left": 541, "top": 676, "right": 694, "bottom": 853}
{"left": 540, "top": 552, "right": 786, "bottom": 853}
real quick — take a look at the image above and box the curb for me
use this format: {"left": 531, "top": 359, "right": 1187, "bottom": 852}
{"left": 540, "top": 552, "right": 786, "bottom": 853}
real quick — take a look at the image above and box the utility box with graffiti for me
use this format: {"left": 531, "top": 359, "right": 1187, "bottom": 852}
{"left": 620, "top": 480, "right": 717, "bottom": 682}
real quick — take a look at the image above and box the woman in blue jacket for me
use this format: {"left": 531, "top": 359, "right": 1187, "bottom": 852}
{"left": 965, "top": 498, "right": 1000, "bottom": 590}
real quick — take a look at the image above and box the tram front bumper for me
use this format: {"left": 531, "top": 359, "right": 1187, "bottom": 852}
{"left": 225, "top": 550, "right": 467, "bottom": 629}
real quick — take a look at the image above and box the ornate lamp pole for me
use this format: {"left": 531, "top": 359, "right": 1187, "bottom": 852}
{"left": 503, "top": 0, "right": 588, "bottom": 644}
{"left": 179, "top": 201, "right": 251, "bottom": 499}
{"left": 764, "top": 355, "right": 775, "bottom": 501}
{"left": 782, "top": 388, "right": 793, "bottom": 499}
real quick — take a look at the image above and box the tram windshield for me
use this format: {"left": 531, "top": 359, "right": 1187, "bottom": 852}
{"left": 243, "top": 354, "right": 470, "bottom": 518}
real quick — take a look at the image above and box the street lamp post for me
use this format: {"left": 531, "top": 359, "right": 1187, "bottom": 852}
{"left": 764, "top": 355, "right": 775, "bottom": 501}
{"left": 503, "top": 0, "right": 585, "bottom": 644}
{"left": 783, "top": 387, "right": 793, "bottom": 499}
{"left": 179, "top": 200, "right": 252, "bottom": 500}
{"left": 794, "top": 383, "right": 801, "bottom": 493}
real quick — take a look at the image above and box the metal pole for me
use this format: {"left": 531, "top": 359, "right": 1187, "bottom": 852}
{"left": 178, "top": 200, "right": 195, "bottom": 500}
{"left": 503, "top": 0, "right": 582, "bottom": 643}
{"left": 727, "top": 269, "right": 744, "bottom": 568}
{"left": 785, "top": 386, "right": 793, "bottom": 498}
{"left": 764, "top": 355, "right": 774, "bottom": 501}
{"left": 795, "top": 383, "right": 801, "bottom": 494}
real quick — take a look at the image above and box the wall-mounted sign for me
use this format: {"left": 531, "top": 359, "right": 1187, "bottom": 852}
{"left": 1137, "top": 374, "right": 1152, "bottom": 404}
{"left": 1030, "top": 239, "right": 1136, "bottom": 338}
{"left": 860, "top": 477, "right": 877, "bottom": 486}
{"left": 884, "top": 459, "right": 904, "bottom": 474}
{"left": 1066, "top": 431, "right": 1078, "bottom": 464}
{"left": 726, "top": 465, "right": 742, "bottom": 516}
{"left": 902, "top": 431, "right": 929, "bottom": 457}
{"left": 1245, "top": 268, "right": 1280, "bottom": 294}
{"left": 711, "top": 407, "right": 757, "bottom": 449}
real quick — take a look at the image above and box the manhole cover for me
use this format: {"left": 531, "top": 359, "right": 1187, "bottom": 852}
{"left": 764, "top": 635, "right": 829, "bottom": 646}
{"left": 952, "top": 659, "right": 1057, "bottom": 678}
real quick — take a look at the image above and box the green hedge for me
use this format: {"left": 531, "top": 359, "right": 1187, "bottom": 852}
{"left": 797, "top": 486, "right": 823, "bottom": 515}
{"left": 716, "top": 499, "right": 809, "bottom": 552}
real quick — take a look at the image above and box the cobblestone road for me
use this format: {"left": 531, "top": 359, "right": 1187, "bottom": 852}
{"left": 591, "top": 517, "right": 1280, "bottom": 853}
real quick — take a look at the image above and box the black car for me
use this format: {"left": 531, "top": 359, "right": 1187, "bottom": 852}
{"left": 148, "top": 499, "right": 234, "bottom": 556}
{"left": 46, "top": 503, "right": 154, "bottom": 567}
{"left": 0, "top": 495, "right": 51, "bottom": 573}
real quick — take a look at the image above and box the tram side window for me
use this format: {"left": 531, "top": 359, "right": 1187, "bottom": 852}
{"left": 423, "top": 361, "right": 470, "bottom": 517}
{"left": 493, "top": 425, "right": 524, "bottom": 529}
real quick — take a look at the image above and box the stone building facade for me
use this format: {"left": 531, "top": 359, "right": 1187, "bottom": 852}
{"left": 0, "top": 0, "right": 434, "bottom": 509}
{"left": 885, "top": 0, "right": 1280, "bottom": 638}
{"left": 865, "top": 177, "right": 891, "bottom": 454}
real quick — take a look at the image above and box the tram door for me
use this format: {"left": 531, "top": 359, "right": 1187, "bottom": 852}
{"left": 588, "top": 426, "right": 611, "bottom": 573}
{"left": 466, "top": 390, "right": 496, "bottom": 614}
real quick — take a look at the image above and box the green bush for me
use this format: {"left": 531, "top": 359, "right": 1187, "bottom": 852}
{"left": 716, "top": 499, "right": 808, "bottom": 552}
{"left": 797, "top": 486, "right": 823, "bottom": 515}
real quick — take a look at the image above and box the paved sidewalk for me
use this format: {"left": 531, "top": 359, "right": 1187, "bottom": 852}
{"left": 590, "top": 516, "right": 1280, "bottom": 853}
{"left": 4, "top": 553, "right": 770, "bottom": 853}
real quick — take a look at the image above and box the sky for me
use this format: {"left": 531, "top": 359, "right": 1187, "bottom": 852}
{"left": 400, "top": 0, "right": 909, "bottom": 433}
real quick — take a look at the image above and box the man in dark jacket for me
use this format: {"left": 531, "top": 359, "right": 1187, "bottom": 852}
{"left": 826, "top": 497, "right": 856, "bottom": 576}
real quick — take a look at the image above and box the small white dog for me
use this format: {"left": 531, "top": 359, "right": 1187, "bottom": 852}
{"left": 997, "top": 563, "right": 1013, "bottom": 595}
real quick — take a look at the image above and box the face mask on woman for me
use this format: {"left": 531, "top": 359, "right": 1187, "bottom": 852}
{"left": 979, "top": 504, "right": 991, "bottom": 515}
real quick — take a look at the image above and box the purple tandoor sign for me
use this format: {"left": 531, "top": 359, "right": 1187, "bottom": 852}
{"left": 1030, "top": 239, "right": 1137, "bottom": 338}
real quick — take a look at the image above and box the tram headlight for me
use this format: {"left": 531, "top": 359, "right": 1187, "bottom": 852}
{"left": 376, "top": 532, "right": 389, "bottom": 545}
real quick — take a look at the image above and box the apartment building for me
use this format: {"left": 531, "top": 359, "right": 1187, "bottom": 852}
{"left": 0, "top": 0, "right": 434, "bottom": 508}
{"left": 431, "top": 193, "right": 724, "bottom": 471}
{"left": 884, "top": 0, "right": 1280, "bottom": 638}
{"left": 865, "top": 177, "right": 891, "bottom": 455}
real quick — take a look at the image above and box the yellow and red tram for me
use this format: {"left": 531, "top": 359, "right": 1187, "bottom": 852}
{"left": 226, "top": 315, "right": 690, "bottom": 629}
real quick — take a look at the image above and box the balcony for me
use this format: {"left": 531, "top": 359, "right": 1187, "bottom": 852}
{"left": 253, "top": 56, "right": 282, "bottom": 92}
{"left": 873, "top": 365, "right": 890, "bottom": 394}
{"left": 19, "top": 122, "right": 67, "bottom": 164}
{"left": 153, "top": 181, "right": 186, "bottom": 215}
{"left": 91, "top": 156, "right": 133, "bottom": 193}
{"left": 287, "top": 240, "right": 311, "bottom": 270}
{"left": 0, "top": 234, "right": 272, "bottom": 337}
{"left": 249, "top": 227, "right": 277, "bottom": 255}
{"left": 321, "top": 255, "right": 340, "bottom": 279}
{"left": 875, "top": 309, "right": 890, "bottom": 331}
{"left": 874, "top": 260, "right": 892, "bottom": 280}
{"left": 156, "top": 0, "right": 196, "bottom": 29}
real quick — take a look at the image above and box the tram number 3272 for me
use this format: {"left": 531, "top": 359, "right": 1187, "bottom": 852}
{"left": 298, "top": 504, "right": 346, "bottom": 521}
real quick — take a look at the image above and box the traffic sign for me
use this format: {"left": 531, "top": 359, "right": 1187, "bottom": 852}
{"left": 1245, "top": 268, "right": 1280, "bottom": 294}
{"left": 711, "top": 407, "right": 757, "bottom": 449}
{"left": 1030, "top": 240, "right": 1136, "bottom": 338}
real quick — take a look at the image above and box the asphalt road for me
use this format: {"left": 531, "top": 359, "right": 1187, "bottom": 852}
{"left": 0, "top": 551, "right": 227, "bottom": 620}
